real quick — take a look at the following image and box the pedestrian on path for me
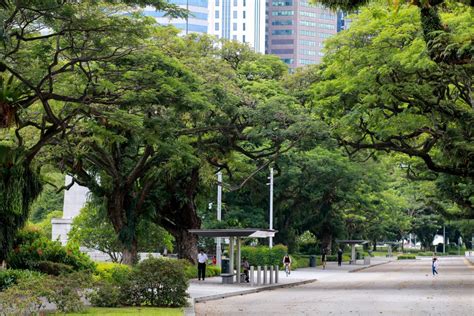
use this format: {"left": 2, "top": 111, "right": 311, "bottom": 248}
{"left": 432, "top": 257, "right": 439, "bottom": 276}
{"left": 337, "top": 248, "right": 343, "bottom": 266}
{"left": 242, "top": 257, "right": 250, "bottom": 282}
{"left": 322, "top": 248, "right": 327, "bottom": 270}
{"left": 198, "top": 249, "right": 208, "bottom": 281}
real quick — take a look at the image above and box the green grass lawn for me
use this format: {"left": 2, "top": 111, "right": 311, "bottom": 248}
{"left": 65, "top": 307, "right": 183, "bottom": 315}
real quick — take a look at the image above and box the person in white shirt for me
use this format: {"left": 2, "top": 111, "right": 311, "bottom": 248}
{"left": 197, "top": 249, "right": 208, "bottom": 281}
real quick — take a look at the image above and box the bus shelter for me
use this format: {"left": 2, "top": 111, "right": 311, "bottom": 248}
{"left": 189, "top": 228, "right": 277, "bottom": 284}
{"left": 336, "top": 240, "right": 369, "bottom": 264}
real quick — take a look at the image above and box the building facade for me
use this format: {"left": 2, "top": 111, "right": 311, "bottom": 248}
{"left": 144, "top": 0, "right": 210, "bottom": 35}
{"left": 208, "top": 0, "right": 266, "bottom": 54}
{"left": 266, "top": 0, "right": 338, "bottom": 69}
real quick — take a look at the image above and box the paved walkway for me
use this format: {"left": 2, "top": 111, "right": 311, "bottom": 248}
{"left": 185, "top": 257, "right": 391, "bottom": 315}
{"left": 194, "top": 257, "right": 474, "bottom": 316}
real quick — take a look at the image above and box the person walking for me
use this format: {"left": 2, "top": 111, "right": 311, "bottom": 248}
{"left": 432, "top": 257, "right": 439, "bottom": 276}
{"left": 242, "top": 257, "right": 250, "bottom": 282}
{"left": 322, "top": 248, "right": 327, "bottom": 270}
{"left": 337, "top": 248, "right": 343, "bottom": 266}
{"left": 197, "top": 249, "right": 208, "bottom": 281}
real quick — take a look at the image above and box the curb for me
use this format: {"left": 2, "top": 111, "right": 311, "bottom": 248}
{"left": 194, "top": 279, "right": 317, "bottom": 303}
{"left": 185, "top": 279, "right": 317, "bottom": 315}
{"left": 348, "top": 260, "right": 392, "bottom": 273}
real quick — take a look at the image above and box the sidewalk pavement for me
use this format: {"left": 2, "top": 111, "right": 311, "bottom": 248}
{"left": 185, "top": 257, "right": 392, "bottom": 316}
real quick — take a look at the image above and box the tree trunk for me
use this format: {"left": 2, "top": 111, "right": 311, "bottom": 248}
{"left": 154, "top": 168, "right": 202, "bottom": 263}
{"left": 122, "top": 238, "right": 138, "bottom": 266}
{"left": 174, "top": 229, "right": 199, "bottom": 264}
{"left": 372, "top": 239, "right": 377, "bottom": 251}
{"left": 321, "top": 231, "right": 332, "bottom": 254}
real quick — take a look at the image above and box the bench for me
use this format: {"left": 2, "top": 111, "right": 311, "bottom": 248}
{"left": 221, "top": 273, "right": 234, "bottom": 284}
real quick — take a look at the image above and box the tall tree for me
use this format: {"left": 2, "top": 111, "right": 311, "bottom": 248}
{"left": 312, "top": 4, "right": 473, "bottom": 199}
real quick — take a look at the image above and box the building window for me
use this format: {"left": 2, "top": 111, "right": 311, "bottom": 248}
{"left": 300, "top": 40, "right": 316, "bottom": 46}
{"left": 300, "top": 29, "right": 316, "bottom": 36}
{"left": 243, "top": 23, "right": 246, "bottom": 31}
{"left": 233, "top": 22, "right": 237, "bottom": 31}
{"left": 300, "top": 20, "right": 317, "bottom": 27}
{"left": 233, "top": 35, "right": 237, "bottom": 40}
{"left": 272, "top": 39, "right": 294, "bottom": 45}
{"left": 300, "top": 49, "right": 317, "bottom": 56}
{"left": 215, "top": 11, "right": 219, "bottom": 18}
{"left": 243, "top": 0, "right": 246, "bottom": 6}
{"left": 272, "top": 20, "right": 293, "bottom": 25}
{"left": 233, "top": 0, "right": 237, "bottom": 6}
{"left": 299, "top": 59, "right": 316, "bottom": 65}
{"left": 272, "top": 29, "right": 293, "bottom": 35}
{"left": 319, "top": 32, "right": 333, "bottom": 38}
{"left": 243, "top": 35, "right": 246, "bottom": 42}
{"left": 243, "top": 11, "right": 246, "bottom": 18}
{"left": 271, "top": 48, "right": 294, "bottom": 54}
{"left": 272, "top": 1, "right": 293, "bottom": 5}
{"left": 281, "top": 58, "right": 294, "bottom": 64}
{"left": 272, "top": 10, "right": 294, "bottom": 16}
{"left": 215, "top": 0, "right": 219, "bottom": 6}
{"left": 215, "top": 22, "right": 219, "bottom": 31}
{"left": 233, "top": 10, "right": 237, "bottom": 18}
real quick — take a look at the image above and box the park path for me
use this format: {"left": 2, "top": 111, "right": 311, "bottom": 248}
{"left": 195, "top": 257, "right": 474, "bottom": 316}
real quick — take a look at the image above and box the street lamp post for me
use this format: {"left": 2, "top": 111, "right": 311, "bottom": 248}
{"left": 268, "top": 168, "right": 274, "bottom": 248}
{"left": 216, "top": 171, "right": 222, "bottom": 266}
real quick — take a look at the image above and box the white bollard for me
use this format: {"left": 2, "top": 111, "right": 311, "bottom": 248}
{"left": 275, "top": 265, "right": 279, "bottom": 283}
{"left": 263, "top": 265, "right": 267, "bottom": 284}
{"left": 257, "top": 266, "right": 261, "bottom": 286}
{"left": 250, "top": 266, "right": 255, "bottom": 286}
{"left": 270, "top": 266, "right": 274, "bottom": 284}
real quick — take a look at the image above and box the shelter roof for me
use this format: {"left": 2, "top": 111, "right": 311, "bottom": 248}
{"left": 188, "top": 228, "right": 277, "bottom": 238}
{"left": 336, "top": 239, "right": 369, "bottom": 245}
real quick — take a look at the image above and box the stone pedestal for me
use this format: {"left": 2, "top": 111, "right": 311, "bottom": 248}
{"left": 51, "top": 175, "right": 89, "bottom": 245}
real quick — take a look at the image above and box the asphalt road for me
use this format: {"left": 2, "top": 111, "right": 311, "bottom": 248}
{"left": 195, "top": 257, "right": 474, "bottom": 315}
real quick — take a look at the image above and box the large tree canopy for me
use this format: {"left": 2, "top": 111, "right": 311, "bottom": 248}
{"left": 312, "top": 4, "right": 473, "bottom": 183}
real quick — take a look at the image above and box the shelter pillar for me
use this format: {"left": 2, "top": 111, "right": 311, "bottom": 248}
{"left": 229, "top": 237, "right": 235, "bottom": 276}
{"left": 236, "top": 237, "right": 241, "bottom": 283}
{"left": 351, "top": 244, "right": 356, "bottom": 264}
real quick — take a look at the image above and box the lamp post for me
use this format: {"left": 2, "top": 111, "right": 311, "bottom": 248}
{"left": 268, "top": 168, "right": 274, "bottom": 248}
{"left": 216, "top": 171, "right": 222, "bottom": 266}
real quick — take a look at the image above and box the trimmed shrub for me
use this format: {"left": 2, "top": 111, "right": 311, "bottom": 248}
{"left": 398, "top": 254, "right": 416, "bottom": 260}
{"left": 88, "top": 281, "right": 122, "bottom": 307}
{"left": 121, "top": 258, "right": 188, "bottom": 307}
{"left": 241, "top": 244, "right": 288, "bottom": 267}
{"left": 46, "top": 272, "right": 92, "bottom": 313}
{"left": 0, "top": 269, "right": 43, "bottom": 291}
{"left": 7, "top": 227, "right": 95, "bottom": 274}
{"left": 94, "top": 262, "right": 131, "bottom": 284}
{"left": 0, "top": 276, "right": 49, "bottom": 315}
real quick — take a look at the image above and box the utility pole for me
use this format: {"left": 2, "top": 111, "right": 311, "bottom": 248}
{"left": 443, "top": 225, "right": 446, "bottom": 254}
{"left": 185, "top": 0, "right": 189, "bottom": 35}
{"left": 216, "top": 171, "right": 222, "bottom": 266}
{"left": 268, "top": 168, "right": 274, "bottom": 248}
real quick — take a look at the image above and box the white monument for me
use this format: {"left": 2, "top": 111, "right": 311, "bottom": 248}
{"left": 51, "top": 175, "right": 89, "bottom": 245}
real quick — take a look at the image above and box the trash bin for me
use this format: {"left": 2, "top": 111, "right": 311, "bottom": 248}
{"left": 309, "top": 255, "right": 316, "bottom": 267}
{"left": 221, "top": 258, "right": 230, "bottom": 274}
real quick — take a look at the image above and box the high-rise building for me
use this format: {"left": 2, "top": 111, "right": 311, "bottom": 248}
{"left": 208, "top": 0, "right": 266, "bottom": 54}
{"left": 142, "top": 1, "right": 265, "bottom": 54}
{"left": 143, "top": 0, "right": 210, "bottom": 35}
{"left": 266, "top": 0, "right": 338, "bottom": 69}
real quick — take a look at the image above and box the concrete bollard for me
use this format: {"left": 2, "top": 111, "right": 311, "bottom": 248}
{"left": 269, "top": 266, "right": 274, "bottom": 284}
{"left": 257, "top": 266, "right": 261, "bottom": 286}
{"left": 275, "top": 265, "right": 279, "bottom": 283}
{"left": 250, "top": 266, "right": 254, "bottom": 286}
{"left": 263, "top": 265, "right": 267, "bottom": 284}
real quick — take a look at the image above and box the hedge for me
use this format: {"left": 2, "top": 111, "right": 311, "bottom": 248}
{"left": 397, "top": 254, "right": 416, "bottom": 260}
{"left": 241, "top": 244, "right": 287, "bottom": 268}
{"left": 0, "top": 269, "right": 43, "bottom": 291}
{"left": 7, "top": 227, "right": 95, "bottom": 274}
